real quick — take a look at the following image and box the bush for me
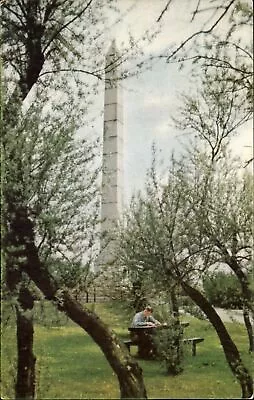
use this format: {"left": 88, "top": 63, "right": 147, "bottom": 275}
{"left": 183, "top": 304, "right": 207, "bottom": 320}
{"left": 179, "top": 296, "right": 207, "bottom": 320}
{"left": 203, "top": 271, "right": 243, "bottom": 309}
{"left": 155, "top": 318, "right": 184, "bottom": 375}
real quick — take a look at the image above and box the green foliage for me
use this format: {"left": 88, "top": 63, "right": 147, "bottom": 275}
{"left": 203, "top": 271, "right": 244, "bottom": 309}
{"left": 155, "top": 318, "right": 184, "bottom": 375}
{"left": 2, "top": 301, "right": 252, "bottom": 399}
{"left": 180, "top": 296, "right": 208, "bottom": 320}
{"left": 172, "top": 0, "right": 253, "bottom": 113}
{"left": 3, "top": 86, "right": 101, "bottom": 298}
{"left": 33, "top": 301, "right": 71, "bottom": 328}
{"left": 49, "top": 260, "right": 84, "bottom": 288}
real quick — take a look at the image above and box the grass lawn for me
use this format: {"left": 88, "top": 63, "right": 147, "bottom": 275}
{"left": 1, "top": 301, "right": 253, "bottom": 399}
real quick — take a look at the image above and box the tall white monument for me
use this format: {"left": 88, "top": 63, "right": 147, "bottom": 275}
{"left": 99, "top": 40, "right": 124, "bottom": 267}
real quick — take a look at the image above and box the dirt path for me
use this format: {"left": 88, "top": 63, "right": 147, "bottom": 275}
{"left": 214, "top": 308, "right": 245, "bottom": 324}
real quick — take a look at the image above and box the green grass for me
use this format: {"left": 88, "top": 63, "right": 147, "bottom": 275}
{"left": 1, "top": 301, "right": 253, "bottom": 399}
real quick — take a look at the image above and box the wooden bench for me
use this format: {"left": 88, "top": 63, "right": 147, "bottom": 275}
{"left": 183, "top": 337, "right": 204, "bottom": 356}
{"left": 124, "top": 339, "right": 137, "bottom": 352}
{"left": 124, "top": 337, "right": 204, "bottom": 357}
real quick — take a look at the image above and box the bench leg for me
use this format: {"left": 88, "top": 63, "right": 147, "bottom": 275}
{"left": 192, "top": 342, "right": 196, "bottom": 356}
{"left": 125, "top": 343, "right": 131, "bottom": 352}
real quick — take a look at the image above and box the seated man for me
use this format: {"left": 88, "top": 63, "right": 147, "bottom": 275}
{"left": 130, "top": 306, "right": 161, "bottom": 359}
{"left": 131, "top": 306, "right": 161, "bottom": 327}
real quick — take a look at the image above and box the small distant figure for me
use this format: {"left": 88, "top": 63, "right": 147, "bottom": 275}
{"left": 132, "top": 306, "right": 161, "bottom": 328}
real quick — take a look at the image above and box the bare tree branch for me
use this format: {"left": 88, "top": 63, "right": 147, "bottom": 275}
{"left": 43, "top": 0, "right": 94, "bottom": 54}
{"left": 191, "top": 0, "right": 202, "bottom": 22}
{"left": 156, "top": 0, "right": 173, "bottom": 22}
{"left": 167, "top": 0, "right": 235, "bottom": 61}
{"left": 39, "top": 68, "right": 103, "bottom": 80}
{"left": 244, "top": 157, "right": 254, "bottom": 168}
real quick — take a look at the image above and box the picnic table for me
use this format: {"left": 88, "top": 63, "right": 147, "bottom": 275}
{"left": 127, "top": 326, "right": 158, "bottom": 359}
{"left": 126, "top": 322, "right": 190, "bottom": 359}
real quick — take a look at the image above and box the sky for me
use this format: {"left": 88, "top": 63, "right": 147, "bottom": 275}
{"left": 86, "top": 0, "right": 253, "bottom": 203}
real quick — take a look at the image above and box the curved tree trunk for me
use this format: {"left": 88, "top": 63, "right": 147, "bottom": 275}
{"left": 56, "top": 292, "right": 147, "bottom": 399}
{"left": 181, "top": 280, "right": 253, "bottom": 399}
{"left": 215, "top": 241, "right": 254, "bottom": 353}
{"left": 6, "top": 207, "right": 147, "bottom": 399}
{"left": 28, "top": 273, "right": 147, "bottom": 399}
{"left": 242, "top": 306, "right": 254, "bottom": 354}
{"left": 226, "top": 256, "right": 254, "bottom": 353}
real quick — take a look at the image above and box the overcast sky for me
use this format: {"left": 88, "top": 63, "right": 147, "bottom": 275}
{"left": 87, "top": 0, "right": 253, "bottom": 203}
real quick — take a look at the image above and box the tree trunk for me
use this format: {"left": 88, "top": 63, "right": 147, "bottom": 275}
{"left": 242, "top": 306, "right": 254, "bottom": 354}
{"left": 216, "top": 241, "right": 254, "bottom": 353}
{"left": 15, "top": 288, "right": 36, "bottom": 399}
{"left": 6, "top": 207, "right": 147, "bottom": 399}
{"left": 132, "top": 279, "right": 147, "bottom": 312}
{"left": 181, "top": 280, "right": 253, "bottom": 399}
{"left": 58, "top": 292, "right": 147, "bottom": 399}
{"left": 169, "top": 288, "right": 183, "bottom": 374}
{"left": 170, "top": 286, "right": 179, "bottom": 318}
{"left": 4, "top": 197, "right": 37, "bottom": 399}
{"left": 226, "top": 255, "right": 254, "bottom": 353}
{"left": 31, "top": 282, "right": 147, "bottom": 399}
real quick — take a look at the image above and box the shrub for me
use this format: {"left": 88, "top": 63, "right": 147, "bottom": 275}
{"left": 179, "top": 295, "right": 207, "bottom": 320}
{"left": 203, "top": 271, "right": 243, "bottom": 309}
{"left": 155, "top": 318, "right": 184, "bottom": 375}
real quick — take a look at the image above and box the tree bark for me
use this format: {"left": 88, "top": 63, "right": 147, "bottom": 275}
{"left": 168, "top": 288, "right": 183, "bottom": 374}
{"left": 7, "top": 207, "right": 147, "bottom": 399}
{"left": 15, "top": 287, "right": 36, "bottom": 399}
{"left": 170, "top": 286, "right": 179, "bottom": 319}
{"left": 132, "top": 278, "right": 147, "bottom": 312}
{"left": 242, "top": 306, "right": 254, "bottom": 354}
{"left": 225, "top": 255, "right": 254, "bottom": 353}
{"left": 181, "top": 280, "right": 253, "bottom": 399}
{"left": 215, "top": 240, "right": 254, "bottom": 353}
{"left": 4, "top": 193, "right": 37, "bottom": 399}
{"left": 58, "top": 292, "right": 147, "bottom": 399}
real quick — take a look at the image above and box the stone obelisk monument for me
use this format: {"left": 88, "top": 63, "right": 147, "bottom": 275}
{"left": 99, "top": 40, "right": 124, "bottom": 267}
